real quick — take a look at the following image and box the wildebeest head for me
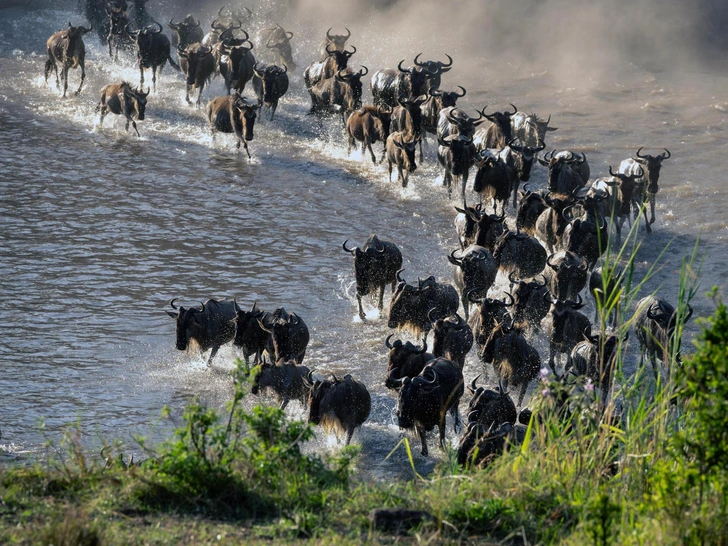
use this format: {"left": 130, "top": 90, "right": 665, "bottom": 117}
{"left": 393, "top": 367, "right": 439, "bottom": 429}
{"left": 466, "top": 376, "right": 517, "bottom": 430}
{"left": 166, "top": 298, "right": 205, "bottom": 350}
{"left": 343, "top": 235, "right": 386, "bottom": 297}
{"left": 429, "top": 85, "right": 466, "bottom": 108}
{"left": 326, "top": 43, "right": 356, "bottom": 72}
{"left": 266, "top": 25, "right": 296, "bottom": 70}
{"left": 127, "top": 84, "right": 149, "bottom": 120}
{"left": 443, "top": 106, "right": 487, "bottom": 139}
{"left": 385, "top": 334, "right": 431, "bottom": 388}
{"left": 232, "top": 301, "right": 265, "bottom": 347}
{"left": 336, "top": 67, "right": 368, "bottom": 109}
{"left": 324, "top": 27, "right": 351, "bottom": 52}
{"left": 548, "top": 294, "right": 587, "bottom": 343}
{"left": 413, "top": 52, "right": 453, "bottom": 90}
{"left": 127, "top": 20, "right": 162, "bottom": 49}
{"left": 306, "top": 372, "right": 338, "bottom": 425}
{"left": 257, "top": 309, "right": 308, "bottom": 363}
{"left": 178, "top": 43, "right": 214, "bottom": 85}
{"left": 108, "top": 8, "right": 130, "bottom": 37}
{"left": 516, "top": 184, "right": 548, "bottom": 232}
{"left": 506, "top": 138, "right": 546, "bottom": 182}
{"left": 168, "top": 14, "right": 202, "bottom": 49}
{"left": 253, "top": 63, "right": 288, "bottom": 104}
{"left": 431, "top": 311, "right": 473, "bottom": 364}
{"left": 397, "top": 58, "right": 437, "bottom": 99}
{"left": 233, "top": 94, "right": 259, "bottom": 141}
{"left": 646, "top": 299, "right": 692, "bottom": 339}
{"left": 66, "top": 21, "right": 93, "bottom": 42}
{"left": 393, "top": 133, "right": 419, "bottom": 172}
{"left": 220, "top": 37, "right": 254, "bottom": 80}
{"left": 485, "top": 103, "right": 518, "bottom": 136}
{"left": 632, "top": 147, "right": 670, "bottom": 194}
{"left": 388, "top": 269, "right": 417, "bottom": 330}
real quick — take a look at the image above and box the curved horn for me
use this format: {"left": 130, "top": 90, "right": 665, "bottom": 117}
{"left": 151, "top": 21, "right": 162, "bottom": 34}
{"left": 387, "top": 368, "right": 404, "bottom": 389}
{"left": 449, "top": 249, "right": 462, "bottom": 265}
{"left": 357, "top": 65, "right": 368, "bottom": 77}
{"left": 503, "top": 292, "right": 515, "bottom": 307}
{"left": 441, "top": 53, "right": 453, "bottom": 67}
{"left": 396, "top": 268, "right": 406, "bottom": 283}
{"left": 660, "top": 148, "right": 671, "bottom": 160}
{"left": 454, "top": 85, "right": 466, "bottom": 97}
{"left": 169, "top": 18, "right": 180, "bottom": 29}
{"left": 285, "top": 31, "right": 294, "bottom": 39}
{"left": 304, "top": 370, "right": 315, "bottom": 386}
{"left": 417, "top": 340, "right": 428, "bottom": 354}
{"left": 547, "top": 253, "right": 559, "bottom": 270}
{"left": 509, "top": 103, "right": 518, "bottom": 115}
{"left": 344, "top": 27, "right": 351, "bottom": 38}
{"left": 608, "top": 165, "right": 618, "bottom": 177}
{"left": 427, "top": 307, "right": 439, "bottom": 324}
{"left": 413, "top": 52, "right": 424, "bottom": 66}
{"left": 198, "top": 301, "right": 206, "bottom": 313}
{"left": 385, "top": 334, "right": 395, "bottom": 349}
{"left": 325, "top": 43, "right": 335, "bottom": 55}
{"left": 536, "top": 274, "right": 548, "bottom": 288}
{"left": 342, "top": 239, "right": 356, "bottom": 254}
{"left": 469, "top": 374, "right": 481, "bottom": 394}
{"left": 508, "top": 271, "right": 520, "bottom": 285}
{"left": 635, "top": 146, "right": 646, "bottom": 159}
{"left": 170, "top": 298, "right": 179, "bottom": 310}
{"left": 397, "top": 59, "right": 408, "bottom": 73}
{"left": 326, "top": 27, "right": 334, "bottom": 40}
{"left": 345, "top": 44, "right": 356, "bottom": 55}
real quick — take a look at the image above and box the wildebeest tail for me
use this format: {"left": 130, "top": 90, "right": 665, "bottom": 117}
{"left": 167, "top": 54, "right": 180, "bottom": 72}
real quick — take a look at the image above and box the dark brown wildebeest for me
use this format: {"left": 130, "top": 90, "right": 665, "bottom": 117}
{"left": 342, "top": 235, "right": 402, "bottom": 321}
{"left": 203, "top": 9, "right": 242, "bottom": 47}
{"left": 346, "top": 105, "right": 393, "bottom": 164}
{"left": 437, "top": 133, "right": 475, "bottom": 204}
{"left": 318, "top": 27, "right": 351, "bottom": 59}
{"left": 515, "top": 185, "right": 548, "bottom": 235}
{"left": 492, "top": 228, "right": 547, "bottom": 280}
{"left": 257, "top": 308, "right": 310, "bottom": 364}
{"left": 259, "top": 25, "right": 297, "bottom": 71}
{"left": 472, "top": 149, "right": 513, "bottom": 216}
{"left": 304, "top": 44, "right": 356, "bottom": 90}
{"left": 633, "top": 295, "right": 692, "bottom": 381}
{"left": 305, "top": 373, "right": 371, "bottom": 445}
{"left": 232, "top": 301, "right": 270, "bottom": 366}
{"left": 178, "top": 43, "right": 216, "bottom": 106}
{"left": 206, "top": 94, "right": 260, "bottom": 158}
{"left": 106, "top": 7, "right": 134, "bottom": 61}
{"left": 448, "top": 245, "right": 498, "bottom": 320}
{"left": 386, "top": 131, "right": 419, "bottom": 187}
{"left": 252, "top": 63, "right": 289, "bottom": 120}
{"left": 592, "top": 165, "right": 643, "bottom": 244}
{"left": 430, "top": 312, "right": 473, "bottom": 369}
{"left": 543, "top": 250, "right": 588, "bottom": 303}
{"left": 509, "top": 273, "right": 550, "bottom": 331}
{"left": 45, "top": 23, "right": 92, "bottom": 98}
{"left": 96, "top": 82, "right": 149, "bottom": 137}
{"left": 545, "top": 294, "right": 591, "bottom": 375}
{"left": 384, "top": 335, "right": 434, "bottom": 389}
{"left": 619, "top": 147, "right": 671, "bottom": 232}
{"left": 391, "top": 94, "right": 428, "bottom": 160}
{"left": 127, "top": 22, "right": 179, "bottom": 91}
{"left": 390, "top": 357, "right": 465, "bottom": 456}
{"left": 472, "top": 104, "right": 518, "bottom": 150}
{"left": 567, "top": 329, "right": 627, "bottom": 401}
{"left": 251, "top": 360, "right": 312, "bottom": 410}
{"left": 218, "top": 36, "right": 256, "bottom": 95}
{"left": 165, "top": 297, "right": 238, "bottom": 366}
{"left": 466, "top": 376, "right": 517, "bottom": 430}
{"left": 168, "top": 15, "right": 203, "bottom": 51}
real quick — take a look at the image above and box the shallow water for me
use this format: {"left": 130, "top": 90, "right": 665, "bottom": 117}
{"left": 0, "top": 4, "right": 725, "bottom": 477}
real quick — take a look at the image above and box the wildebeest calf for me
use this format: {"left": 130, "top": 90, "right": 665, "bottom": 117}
{"left": 96, "top": 82, "right": 149, "bottom": 137}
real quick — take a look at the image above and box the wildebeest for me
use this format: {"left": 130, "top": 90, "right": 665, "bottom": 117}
{"left": 384, "top": 335, "right": 434, "bottom": 389}
{"left": 589, "top": 266, "right": 623, "bottom": 327}
{"left": 168, "top": 15, "right": 203, "bottom": 51}
{"left": 430, "top": 312, "right": 473, "bottom": 369}
{"left": 390, "top": 357, "right": 465, "bottom": 456}
{"left": 420, "top": 86, "right": 466, "bottom": 137}
{"left": 203, "top": 10, "right": 241, "bottom": 47}
{"left": 498, "top": 139, "right": 546, "bottom": 208}
{"left": 467, "top": 292, "right": 514, "bottom": 358}
{"left": 318, "top": 27, "right": 351, "bottom": 59}
{"left": 561, "top": 193, "right": 609, "bottom": 269}
{"left": 457, "top": 421, "right": 525, "bottom": 468}
{"left": 252, "top": 63, "right": 289, "bottom": 120}
{"left": 206, "top": 94, "right": 259, "bottom": 158}
{"left": 391, "top": 95, "right": 428, "bottom": 159}
{"left": 306, "top": 373, "right": 371, "bottom": 445}
{"left": 251, "top": 360, "right": 311, "bottom": 410}
{"left": 538, "top": 150, "right": 588, "bottom": 195}
{"left": 472, "top": 104, "right": 518, "bottom": 150}
{"left": 261, "top": 25, "right": 296, "bottom": 71}
{"left": 509, "top": 273, "right": 550, "bottom": 330}
{"left": 448, "top": 245, "right": 498, "bottom": 319}
{"left": 511, "top": 111, "right": 557, "bottom": 147}
{"left": 178, "top": 43, "right": 216, "bottom": 106}
{"left": 438, "top": 133, "right": 475, "bottom": 204}
{"left": 480, "top": 319, "right": 541, "bottom": 406}
{"left": 107, "top": 7, "right": 134, "bottom": 61}
{"left": 218, "top": 36, "right": 256, "bottom": 96}
{"left": 346, "top": 105, "right": 393, "bottom": 163}
{"left": 437, "top": 106, "right": 487, "bottom": 142}
{"left": 96, "top": 82, "right": 149, "bottom": 137}
{"left": 411, "top": 53, "right": 453, "bottom": 92}
{"left": 492, "top": 229, "right": 548, "bottom": 280}
{"left": 370, "top": 57, "right": 438, "bottom": 108}
{"left": 386, "top": 132, "right": 419, "bottom": 187}
{"left": 45, "top": 23, "right": 92, "bottom": 98}
{"left": 308, "top": 68, "right": 367, "bottom": 120}
{"left": 544, "top": 250, "right": 588, "bottom": 302}
{"left": 633, "top": 295, "right": 692, "bottom": 380}
{"left": 258, "top": 308, "right": 310, "bottom": 364}
{"left": 535, "top": 191, "right": 578, "bottom": 253}
{"left": 619, "top": 147, "right": 671, "bottom": 231}
{"left": 595, "top": 165, "right": 644, "bottom": 244}
{"left": 545, "top": 294, "right": 591, "bottom": 375}
{"left": 516, "top": 185, "right": 548, "bottom": 235}
{"left": 388, "top": 272, "right": 460, "bottom": 343}
{"left": 454, "top": 207, "right": 506, "bottom": 253}
{"left": 127, "top": 22, "right": 179, "bottom": 91}
{"left": 567, "top": 329, "right": 626, "bottom": 401}
{"left": 472, "top": 149, "right": 513, "bottom": 215}
{"left": 342, "top": 235, "right": 403, "bottom": 321}
{"left": 466, "top": 376, "right": 517, "bottom": 430}
{"left": 304, "top": 44, "right": 355, "bottom": 89}
{"left": 232, "top": 301, "right": 269, "bottom": 366}
{"left": 165, "top": 297, "right": 237, "bottom": 366}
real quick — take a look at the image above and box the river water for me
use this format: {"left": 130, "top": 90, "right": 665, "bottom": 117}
{"left": 1, "top": 2, "right": 726, "bottom": 478}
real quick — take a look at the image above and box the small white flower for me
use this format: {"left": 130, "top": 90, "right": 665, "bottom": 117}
{"left": 585, "top": 379, "right": 594, "bottom": 393}
{"left": 541, "top": 387, "right": 551, "bottom": 397}
{"left": 539, "top": 367, "right": 550, "bottom": 380}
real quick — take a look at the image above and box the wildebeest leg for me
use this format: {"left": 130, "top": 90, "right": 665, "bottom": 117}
{"left": 347, "top": 134, "right": 353, "bottom": 156}
{"left": 74, "top": 63, "right": 85, "bottom": 96}
{"left": 366, "top": 143, "right": 377, "bottom": 164}
{"left": 461, "top": 292, "right": 469, "bottom": 321}
{"left": 650, "top": 354, "right": 659, "bottom": 382}
{"left": 416, "top": 424, "right": 428, "bottom": 457}
{"left": 243, "top": 140, "right": 252, "bottom": 159}
{"left": 387, "top": 159, "right": 393, "bottom": 182}
{"left": 196, "top": 84, "right": 204, "bottom": 108}
{"left": 185, "top": 83, "right": 192, "bottom": 104}
{"left": 642, "top": 202, "right": 652, "bottom": 234}
{"left": 152, "top": 66, "right": 158, "bottom": 93}
{"left": 377, "top": 285, "right": 385, "bottom": 314}
{"left": 418, "top": 138, "right": 423, "bottom": 162}
{"left": 517, "top": 383, "right": 528, "bottom": 408}
{"left": 279, "top": 397, "right": 290, "bottom": 410}
{"left": 400, "top": 167, "right": 408, "bottom": 188}
{"left": 61, "top": 66, "right": 69, "bottom": 98}
{"left": 98, "top": 104, "right": 107, "bottom": 126}
{"left": 128, "top": 117, "right": 140, "bottom": 137}
{"left": 345, "top": 426, "right": 355, "bottom": 446}
{"left": 648, "top": 194, "right": 656, "bottom": 225}
{"left": 548, "top": 343, "right": 558, "bottom": 376}
{"left": 206, "top": 345, "right": 220, "bottom": 367}
{"left": 139, "top": 65, "right": 145, "bottom": 88}
{"left": 461, "top": 172, "right": 469, "bottom": 208}
{"left": 45, "top": 56, "right": 57, "bottom": 86}
{"left": 356, "top": 294, "right": 366, "bottom": 321}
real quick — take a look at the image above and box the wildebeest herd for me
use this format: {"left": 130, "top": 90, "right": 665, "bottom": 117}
{"left": 49, "top": 1, "right": 688, "bottom": 468}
